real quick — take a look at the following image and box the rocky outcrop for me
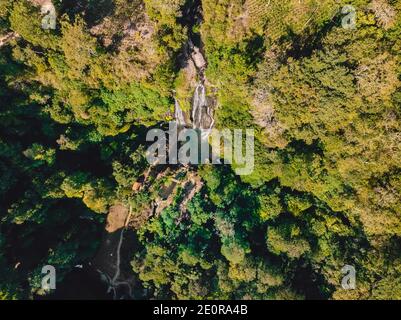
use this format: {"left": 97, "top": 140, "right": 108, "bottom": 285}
{"left": 191, "top": 45, "right": 207, "bottom": 70}
{"left": 0, "top": 32, "right": 18, "bottom": 48}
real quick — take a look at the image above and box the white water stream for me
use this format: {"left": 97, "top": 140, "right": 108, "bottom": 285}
{"left": 174, "top": 98, "right": 186, "bottom": 127}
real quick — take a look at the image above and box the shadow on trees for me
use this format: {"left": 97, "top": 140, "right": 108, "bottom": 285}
{"left": 59, "top": 0, "right": 115, "bottom": 27}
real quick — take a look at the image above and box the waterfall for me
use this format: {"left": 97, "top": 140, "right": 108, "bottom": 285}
{"left": 174, "top": 98, "right": 186, "bottom": 127}
{"left": 175, "top": 40, "right": 214, "bottom": 139}
{"left": 192, "top": 83, "right": 207, "bottom": 129}
{"left": 190, "top": 83, "right": 215, "bottom": 141}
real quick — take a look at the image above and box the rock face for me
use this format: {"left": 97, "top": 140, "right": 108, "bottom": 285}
{"left": 183, "top": 59, "right": 198, "bottom": 89}
{"left": 30, "top": 0, "right": 51, "bottom": 5}
{"left": 88, "top": 2, "right": 161, "bottom": 82}
{"left": 90, "top": 13, "right": 155, "bottom": 50}
{"left": 369, "top": 0, "right": 396, "bottom": 30}
{"left": 191, "top": 46, "right": 207, "bottom": 70}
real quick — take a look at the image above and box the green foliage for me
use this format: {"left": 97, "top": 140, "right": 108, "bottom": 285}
{"left": 285, "top": 194, "right": 313, "bottom": 217}
{"left": 221, "top": 239, "right": 248, "bottom": 265}
{"left": 9, "top": 1, "right": 58, "bottom": 49}
{"left": 197, "top": 0, "right": 400, "bottom": 299}
{"left": 0, "top": 0, "right": 400, "bottom": 301}
{"left": 144, "top": 0, "right": 187, "bottom": 51}
{"left": 23, "top": 143, "right": 56, "bottom": 166}
{"left": 266, "top": 222, "right": 311, "bottom": 259}
{"left": 61, "top": 173, "right": 113, "bottom": 213}
{"left": 258, "top": 192, "right": 283, "bottom": 221}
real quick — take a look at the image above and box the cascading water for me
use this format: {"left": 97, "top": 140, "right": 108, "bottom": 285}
{"left": 174, "top": 82, "right": 214, "bottom": 140}
{"left": 174, "top": 0, "right": 214, "bottom": 138}
{"left": 174, "top": 98, "right": 186, "bottom": 127}
{"left": 191, "top": 83, "right": 214, "bottom": 141}
{"left": 192, "top": 83, "right": 206, "bottom": 129}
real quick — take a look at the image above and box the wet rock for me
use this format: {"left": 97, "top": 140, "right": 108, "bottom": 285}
{"left": 183, "top": 58, "right": 198, "bottom": 89}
